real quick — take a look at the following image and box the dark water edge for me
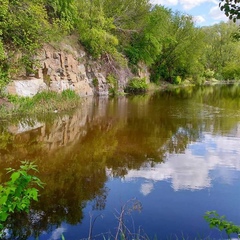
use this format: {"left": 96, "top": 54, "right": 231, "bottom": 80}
{"left": 0, "top": 84, "right": 240, "bottom": 239}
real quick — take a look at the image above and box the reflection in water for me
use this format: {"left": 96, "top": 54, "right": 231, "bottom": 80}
{"left": 0, "top": 84, "right": 240, "bottom": 239}
{"left": 124, "top": 134, "right": 240, "bottom": 192}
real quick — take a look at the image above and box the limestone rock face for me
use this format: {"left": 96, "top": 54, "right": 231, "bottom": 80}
{"left": 6, "top": 36, "right": 149, "bottom": 97}
{"left": 37, "top": 43, "right": 94, "bottom": 97}
{"left": 7, "top": 78, "right": 47, "bottom": 97}
{"left": 6, "top": 37, "right": 136, "bottom": 97}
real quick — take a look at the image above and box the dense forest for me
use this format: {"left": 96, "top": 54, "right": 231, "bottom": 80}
{"left": 1, "top": 0, "right": 240, "bottom": 93}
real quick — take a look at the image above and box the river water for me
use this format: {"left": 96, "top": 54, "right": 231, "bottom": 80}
{"left": 0, "top": 84, "right": 240, "bottom": 239}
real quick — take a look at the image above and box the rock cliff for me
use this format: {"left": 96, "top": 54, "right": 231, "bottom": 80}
{"left": 6, "top": 37, "right": 138, "bottom": 97}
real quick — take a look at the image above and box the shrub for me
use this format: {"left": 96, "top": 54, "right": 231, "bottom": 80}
{"left": 222, "top": 63, "right": 240, "bottom": 80}
{"left": 0, "top": 67, "right": 9, "bottom": 97}
{"left": 204, "top": 69, "right": 215, "bottom": 79}
{"left": 173, "top": 75, "right": 182, "bottom": 85}
{"left": 125, "top": 77, "right": 148, "bottom": 93}
{"left": 107, "top": 74, "right": 118, "bottom": 96}
{"left": 204, "top": 211, "right": 240, "bottom": 238}
{"left": 0, "top": 161, "right": 43, "bottom": 235}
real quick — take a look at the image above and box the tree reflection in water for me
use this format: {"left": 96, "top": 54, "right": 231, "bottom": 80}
{"left": 0, "top": 84, "right": 240, "bottom": 239}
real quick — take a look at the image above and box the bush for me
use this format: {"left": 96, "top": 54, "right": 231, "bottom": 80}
{"left": 204, "top": 211, "right": 240, "bottom": 238}
{"left": 125, "top": 77, "right": 148, "bottom": 93}
{"left": 0, "top": 67, "right": 9, "bottom": 96}
{"left": 173, "top": 75, "right": 182, "bottom": 84}
{"left": 204, "top": 69, "right": 215, "bottom": 79}
{"left": 107, "top": 74, "right": 118, "bottom": 96}
{"left": 0, "top": 161, "right": 43, "bottom": 235}
{"left": 222, "top": 63, "right": 240, "bottom": 80}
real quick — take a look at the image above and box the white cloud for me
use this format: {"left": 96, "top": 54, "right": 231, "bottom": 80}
{"left": 209, "top": 5, "right": 229, "bottom": 22}
{"left": 121, "top": 134, "right": 240, "bottom": 193}
{"left": 150, "top": 0, "right": 178, "bottom": 6}
{"left": 180, "top": 0, "right": 211, "bottom": 10}
{"left": 150, "top": 0, "right": 229, "bottom": 25}
{"left": 150, "top": 0, "right": 216, "bottom": 10}
{"left": 140, "top": 182, "right": 154, "bottom": 196}
{"left": 48, "top": 226, "right": 67, "bottom": 240}
{"left": 193, "top": 15, "right": 206, "bottom": 24}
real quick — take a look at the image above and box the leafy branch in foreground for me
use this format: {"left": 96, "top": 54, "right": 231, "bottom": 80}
{"left": 204, "top": 211, "right": 240, "bottom": 239}
{"left": 0, "top": 161, "right": 43, "bottom": 234}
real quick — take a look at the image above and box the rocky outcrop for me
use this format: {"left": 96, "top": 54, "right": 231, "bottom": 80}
{"left": 6, "top": 36, "right": 134, "bottom": 97}
{"left": 6, "top": 78, "right": 47, "bottom": 97}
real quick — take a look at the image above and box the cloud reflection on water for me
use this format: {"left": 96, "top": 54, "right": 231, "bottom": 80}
{"left": 124, "top": 133, "right": 240, "bottom": 193}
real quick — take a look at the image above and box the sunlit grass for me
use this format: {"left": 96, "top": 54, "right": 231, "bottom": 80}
{"left": 0, "top": 90, "right": 80, "bottom": 118}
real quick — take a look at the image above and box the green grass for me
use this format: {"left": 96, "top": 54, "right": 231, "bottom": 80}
{"left": 125, "top": 77, "right": 149, "bottom": 93}
{"left": 0, "top": 89, "right": 80, "bottom": 119}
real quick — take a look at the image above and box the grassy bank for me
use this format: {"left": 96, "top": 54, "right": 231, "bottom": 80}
{"left": 0, "top": 89, "right": 81, "bottom": 119}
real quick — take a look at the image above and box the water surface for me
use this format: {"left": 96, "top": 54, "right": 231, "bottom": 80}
{"left": 0, "top": 84, "right": 240, "bottom": 239}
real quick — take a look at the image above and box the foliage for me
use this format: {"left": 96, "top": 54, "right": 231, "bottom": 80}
{"left": 0, "top": 0, "right": 52, "bottom": 76}
{"left": 107, "top": 74, "right": 118, "bottom": 96}
{"left": 204, "top": 211, "right": 240, "bottom": 238}
{"left": 202, "top": 22, "right": 240, "bottom": 75}
{"left": 0, "top": 67, "right": 9, "bottom": 96}
{"left": 222, "top": 62, "right": 240, "bottom": 80}
{"left": 0, "top": 30, "right": 9, "bottom": 96}
{"left": 150, "top": 12, "right": 205, "bottom": 84}
{"left": 45, "top": 0, "right": 77, "bottom": 32}
{"left": 173, "top": 76, "right": 182, "bottom": 85}
{"left": 204, "top": 69, "right": 215, "bottom": 79}
{"left": 124, "top": 5, "right": 171, "bottom": 66}
{"left": 0, "top": 161, "right": 43, "bottom": 233}
{"left": 219, "top": 0, "right": 240, "bottom": 22}
{"left": 76, "top": 0, "right": 119, "bottom": 58}
{"left": 1, "top": 0, "right": 240, "bottom": 86}
{"left": 125, "top": 77, "right": 148, "bottom": 93}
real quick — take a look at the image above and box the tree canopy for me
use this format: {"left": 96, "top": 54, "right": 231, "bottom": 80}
{"left": 219, "top": 0, "right": 240, "bottom": 22}
{"left": 1, "top": 0, "right": 240, "bottom": 94}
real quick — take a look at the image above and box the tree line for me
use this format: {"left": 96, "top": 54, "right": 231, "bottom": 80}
{"left": 1, "top": 0, "right": 240, "bottom": 92}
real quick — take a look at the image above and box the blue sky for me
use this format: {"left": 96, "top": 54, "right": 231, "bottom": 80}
{"left": 150, "top": 0, "right": 229, "bottom": 26}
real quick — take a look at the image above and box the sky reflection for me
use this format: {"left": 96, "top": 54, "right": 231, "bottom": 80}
{"left": 123, "top": 133, "right": 240, "bottom": 193}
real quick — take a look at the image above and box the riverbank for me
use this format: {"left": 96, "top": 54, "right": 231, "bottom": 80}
{"left": 0, "top": 89, "right": 80, "bottom": 119}
{"left": 1, "top": 79, "right": 239, "bottom": 120}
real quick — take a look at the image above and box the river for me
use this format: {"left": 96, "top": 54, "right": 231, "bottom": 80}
{"left": 0, "top": 84, "right": 240, "bottom": 239}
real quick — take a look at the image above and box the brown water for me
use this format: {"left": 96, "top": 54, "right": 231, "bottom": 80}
{"left": 0, "top": 84, "right": 240, "bottom": 239}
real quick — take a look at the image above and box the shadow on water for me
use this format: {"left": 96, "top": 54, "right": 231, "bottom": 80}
{"left": 0, "top": 84, "right": 240, "bottom": 239}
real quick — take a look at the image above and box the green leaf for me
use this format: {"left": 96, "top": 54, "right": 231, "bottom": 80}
{"left": 0, "top": 212, "right": 9, "bottom": 221}
{"left": 10, "top": 172, "right": 21, "bottom": 183}
{"left": 0, "top": 195, "right": 8, "bottom": 205}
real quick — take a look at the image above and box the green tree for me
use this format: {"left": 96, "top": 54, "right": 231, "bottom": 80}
{"left": 76, "top": 0, "right": 119, "bottom": 59}
{"left": 102, "top": 0, "right": 151, "bottom": 34}
{"left": 44, "top": 0, "right": 77, "bottom": 32}
{"left": 0, "top": 0, "right": 52, "bottom": 76}
{"left": 219, "top": 0, "right": 240, "bottom": 22}
{"left": 202, "top": 21, "right": 240, "bottom": 79}
{"left": 124, "top": 5, "right": 171, "bottom": 66}
{"left": 150, "top": 13, "right": 205, "bottom": 83}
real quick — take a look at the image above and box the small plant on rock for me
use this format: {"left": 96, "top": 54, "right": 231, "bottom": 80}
{"left": 125, "top": 77, "right": 148, "bottom": 93}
